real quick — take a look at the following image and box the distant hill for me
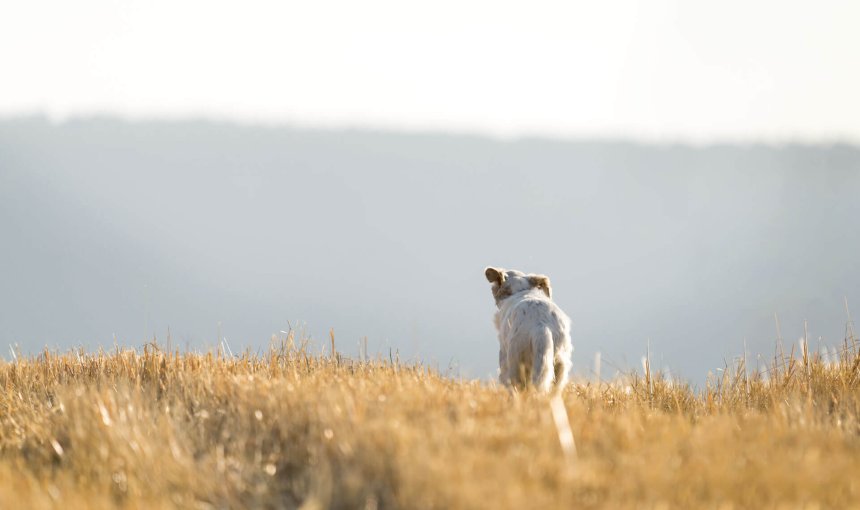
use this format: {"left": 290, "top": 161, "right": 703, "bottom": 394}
{"left": 2, "top": 116, "right": 859, "bottom": 382}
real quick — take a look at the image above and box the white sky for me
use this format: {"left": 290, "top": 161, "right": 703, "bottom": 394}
{"left": 2, "top": 0, "right": 859, "bottom": 142}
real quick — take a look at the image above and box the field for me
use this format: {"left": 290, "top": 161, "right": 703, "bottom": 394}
{"left": 3, "top": 334, "right": 860, "bottom": 509}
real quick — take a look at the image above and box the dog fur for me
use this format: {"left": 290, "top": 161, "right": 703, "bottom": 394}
{"left": 485, "top": 267, "right": 572, "bottom": 392}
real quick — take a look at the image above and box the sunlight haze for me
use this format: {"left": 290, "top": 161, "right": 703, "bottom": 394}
{"left": 2, "top": 0, "right": 859, "bottom": 141}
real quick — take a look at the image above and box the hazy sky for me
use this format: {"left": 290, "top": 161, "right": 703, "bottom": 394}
{"left": 2, "top": 0, "right": 859, "bottom": 141}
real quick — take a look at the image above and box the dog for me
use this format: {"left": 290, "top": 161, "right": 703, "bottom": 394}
{"left": 484, "top": 267, "right": 572, "bottom": 392}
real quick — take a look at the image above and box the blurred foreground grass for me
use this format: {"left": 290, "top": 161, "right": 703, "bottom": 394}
{"left": 2, "top": 335, "right": 860, "bottom": 509}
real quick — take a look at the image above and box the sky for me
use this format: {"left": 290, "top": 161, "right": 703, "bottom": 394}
{"left": 1, "top": 0, "right": 859, "bottom": 142}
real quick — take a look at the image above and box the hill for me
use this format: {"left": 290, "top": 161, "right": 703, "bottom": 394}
{"left": 2, "top": 117, "right": 860, "bottom": 381}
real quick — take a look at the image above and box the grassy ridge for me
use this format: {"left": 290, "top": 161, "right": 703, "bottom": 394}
{"left": 2, "top": 337, "right": 860, "bottom": 509}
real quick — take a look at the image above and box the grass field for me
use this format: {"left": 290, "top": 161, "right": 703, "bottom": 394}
{"left": 3, "top": 333, "right": 860, "bottom": 509}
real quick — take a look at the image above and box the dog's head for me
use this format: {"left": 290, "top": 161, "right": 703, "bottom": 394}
{"left": 484, "top": 267, "right": 552, "bottom": 307}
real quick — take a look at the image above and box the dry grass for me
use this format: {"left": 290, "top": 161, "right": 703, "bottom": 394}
{"left": 3, "top": 333, "right": 860, "bottom": 509}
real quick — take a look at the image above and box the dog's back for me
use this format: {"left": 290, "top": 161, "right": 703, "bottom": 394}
{"left": 485, "top": 267, "right": 572, "bottom": 392}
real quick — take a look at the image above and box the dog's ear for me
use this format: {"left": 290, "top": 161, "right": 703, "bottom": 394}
{"left": 529, "top": 275, "right": 552, "bottom": 299}
{"left": 485, "top": 267, "right": 506, "bottom": 285}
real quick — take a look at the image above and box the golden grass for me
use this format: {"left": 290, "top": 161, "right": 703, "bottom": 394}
{"left": 3, "top": 336, "right": 860, "bottom": 509}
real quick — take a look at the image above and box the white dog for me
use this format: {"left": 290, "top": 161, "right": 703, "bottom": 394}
{"left": 485, "top": 267, "right": 573, "bottom": 392}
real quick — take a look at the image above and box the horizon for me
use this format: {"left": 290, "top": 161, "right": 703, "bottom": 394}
{"left": 6, "top": 114, "right": 860, "bottom": 148}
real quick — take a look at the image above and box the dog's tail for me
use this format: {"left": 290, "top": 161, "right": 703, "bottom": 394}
{"left": 531, "top": 326, "right": 555, "bottom": 392}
